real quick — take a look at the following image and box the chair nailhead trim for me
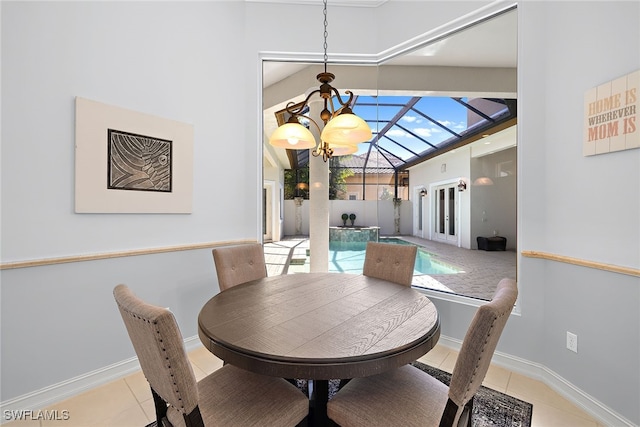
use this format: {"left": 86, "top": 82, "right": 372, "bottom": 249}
{"left": 463, "top": 314, "right": 499, "bottom": 400}
{"left": 117, "top": 298, "right": 190, "bottom": 412}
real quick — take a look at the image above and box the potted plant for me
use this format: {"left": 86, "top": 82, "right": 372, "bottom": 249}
{"left": 349, "top": 213, "right": 356, "bottom": 226}
{"left": 341, "top": 213, "right": 348, "bottom": 226}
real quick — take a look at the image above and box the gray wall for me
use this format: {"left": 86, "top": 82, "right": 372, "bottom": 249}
{"left": 515, "top": 2, "right": 639, "bottom": 421}
{"left": 1, "top": 1, "right": 639, "bottom": 424}
{"left": 1, "top": 0, "right": 258, "bottom": 400}
{"left": 0, "top": 250, "right": 216, "bottom": 398}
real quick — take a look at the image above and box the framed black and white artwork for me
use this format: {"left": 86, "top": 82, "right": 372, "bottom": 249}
{"left": 75, "top": 97, "right": 193, "bottom": 213}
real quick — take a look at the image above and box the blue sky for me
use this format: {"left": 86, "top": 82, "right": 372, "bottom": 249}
{"left": 349, "top": 95, "right": 472, "bottom": 160}
{"left": 322, "top": 95, "right": 510, "bottom": 163}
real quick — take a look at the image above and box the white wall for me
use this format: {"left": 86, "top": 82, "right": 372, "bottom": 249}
{"left": 263, "top": 144, "right": 285, "bottom": 240}
{"left": 409, "top": 146, "right": 473, "bottom": 248}
{"left": 470, "top": 147, "right": 517, "bottom": 249}
{"left": 283, "top": 199, "right": 413, "bottom": 237}
{"left": 284, "top": 199, "right": 310, "bottom": 236}
{"left": 1, "top": 1, "right": 639, "bottom": 425}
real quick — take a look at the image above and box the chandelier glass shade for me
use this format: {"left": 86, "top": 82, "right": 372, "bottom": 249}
{"left": 317, "top": 140, "right": 359, "bottom": 160}
{"left": 267, "top": 0, "right": 371, "bottom": 162}
{"left": 268, "top": 119, "right": 316, "bottom": 150}
{"left": 320, "top": 110, "right": 372, "bottom": 146}
{"left": 330, "top": 143, "right": 358, "bottom": 156}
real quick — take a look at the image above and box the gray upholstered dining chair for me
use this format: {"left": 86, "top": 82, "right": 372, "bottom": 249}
{"left": 113, "top": 284, "right": 308, "bottom": 427}
{"left": 212, "top": 243, "right": 267, "bottom": 291}
{"left": 362, "top": 241, "right": 417, "bottom": 286}
{"left": 327, "top": 278, "right": 518, "bottom": 427}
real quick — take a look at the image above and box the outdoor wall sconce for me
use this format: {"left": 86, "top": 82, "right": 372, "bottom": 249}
{"left": 457, "top": 180, "right": 467, "bottom": 192}
{"left": 419, "top": 188, "right": 428, "bottom": 197}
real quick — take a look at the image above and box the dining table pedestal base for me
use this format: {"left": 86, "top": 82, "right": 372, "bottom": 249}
{"left": 309, "top": 379, "right": 331, "bottom": 426}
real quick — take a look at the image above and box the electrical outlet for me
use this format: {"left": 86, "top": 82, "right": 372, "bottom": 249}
{"left": 566, "top": 331, "right": 578, "bottom": 353}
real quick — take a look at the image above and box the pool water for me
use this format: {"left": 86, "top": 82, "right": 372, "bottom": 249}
{"left": 328, "top": 238, "right": 460, "bottom": 275}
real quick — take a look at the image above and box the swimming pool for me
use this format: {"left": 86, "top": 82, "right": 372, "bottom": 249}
{"left": 328, "top": 238, "right": 461, "bottom": 275}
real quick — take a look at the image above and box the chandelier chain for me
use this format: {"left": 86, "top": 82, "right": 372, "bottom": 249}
{"left": 270, "top": 0, "right": 370, "bottom": 162}
{"left": 323, "top": 0, "right": 328, "bottom": 73}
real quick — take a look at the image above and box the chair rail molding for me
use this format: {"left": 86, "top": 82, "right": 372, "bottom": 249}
{"left": 521, "top": 250, "right": 639, "bottom": 277}
{"left": 0, "top": 239, "right": 257, "bottom": 270}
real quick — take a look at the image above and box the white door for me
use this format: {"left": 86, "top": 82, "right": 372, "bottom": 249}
{"left": 413, "top": 187, "right": 427, "bottom": 238}
{"left": 263, "top": 182, "right": 273, "bottom": 242}
{"left": 434, "top": 184, "right": 459, "bottom": 243}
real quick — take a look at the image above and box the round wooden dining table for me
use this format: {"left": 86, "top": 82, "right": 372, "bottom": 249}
{"left": 198, "top": 272, "right": 440, "bottom": 426}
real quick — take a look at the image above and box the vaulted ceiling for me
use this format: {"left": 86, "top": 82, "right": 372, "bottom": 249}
{"left": 263, "top": 5, "right": 517, "bottom": 172}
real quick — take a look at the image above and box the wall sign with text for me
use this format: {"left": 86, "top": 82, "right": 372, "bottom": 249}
{"left": 583, "top": 69, "right": 638, "bottom": 156}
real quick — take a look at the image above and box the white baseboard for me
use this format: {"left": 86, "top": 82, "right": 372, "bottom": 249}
{"left": 1, "top": 335, "right": 633, "bottom": 427}
{"left": 538, "top": 363, "right": 636, "bottom": 427}
{"left": 0, "top": 336, "right": 202, "bottom": 416}
{"left": 437, "top": 336, "right": 634, "bottom": 427}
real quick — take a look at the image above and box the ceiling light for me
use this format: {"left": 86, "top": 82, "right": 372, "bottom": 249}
{"left": 473, "top": 177, "right": 494, "bottom": 186}
{"left": 268, "top": 0, "right": 371, "bottom": 162}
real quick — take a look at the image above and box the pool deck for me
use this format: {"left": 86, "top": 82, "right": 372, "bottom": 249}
{"left": 264, "top": 235, "right": 516, "bottom": 301}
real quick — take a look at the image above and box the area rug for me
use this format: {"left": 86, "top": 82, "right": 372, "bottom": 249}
{"left": 412, "top": 361, "right": 532, "bottom": 427}
{"left": 296, "top": 361, "right": 532, "bottom": 427}
{"left": 145, "top": 362, "right": 532, "bottom": 427}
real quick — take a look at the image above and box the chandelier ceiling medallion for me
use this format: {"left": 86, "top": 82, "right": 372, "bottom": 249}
{"left": 268, "top": 0, "right": 372, "bottom": 162}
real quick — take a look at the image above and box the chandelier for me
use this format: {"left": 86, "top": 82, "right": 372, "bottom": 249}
{"left": 268, "top": 0, "right": 372, "bottom": 162}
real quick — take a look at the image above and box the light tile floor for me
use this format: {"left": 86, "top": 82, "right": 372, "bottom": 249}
{"left": 2, "top": 344, "right": 602, "bottom": 426}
